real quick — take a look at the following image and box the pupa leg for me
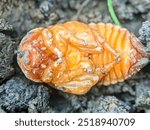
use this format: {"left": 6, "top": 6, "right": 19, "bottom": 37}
{"left": 96, "top": 60, "right": 117, "bottom": 77}
{"left": 66, "top": 31, "right": 120, "bottom": 61}
{"left": 92, "top": 29, "right": 121, "bottom": 63}
{"left": 54, "top": 59, "right": 99, "bottom": 95}
{"left": 55, "top": 74, "right": 99, "bottom": 95}
{"left": 103, "top": 42, "right": 120, "bottom": 62}
{"left": 42, "top": 29, "right": 63, "bottom": 67}
{"left": 66, "top": 34, "right": 103, "bottom": 53}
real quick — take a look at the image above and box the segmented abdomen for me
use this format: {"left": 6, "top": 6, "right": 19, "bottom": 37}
{"left": 90, "top": 23, "right": 132, "bottom": 86}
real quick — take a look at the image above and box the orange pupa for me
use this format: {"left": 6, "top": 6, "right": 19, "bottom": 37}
{"left": 17, "top": 21, "right": 149, "bottom": 95}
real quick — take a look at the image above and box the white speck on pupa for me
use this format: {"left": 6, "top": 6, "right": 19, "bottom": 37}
{"left": 41, "top": 47, "right": 46, "bottom": 50}
{"left": 54, "top": 47, "right": 63, "bottom": 67}
{"left": 93, "top": 75, "right": 99, "bottom": 82}
{"left": 32, "top": 40, "right": 38, "bottom": 44}
{"left": 41, "top": 64, "right": 47, "bottom": 69}
{"left": 95, "top": 46, "right": 102, "bottom": 51}
{"left": 23, "top": 51, "right": 30, "bottom": 65}
{"left": 32, "top": 69, "right": 36, "bottom": 74}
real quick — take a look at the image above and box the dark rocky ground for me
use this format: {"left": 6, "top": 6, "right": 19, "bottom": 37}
{"left": 0, "top": 0, "right": 150, "bottom": 113}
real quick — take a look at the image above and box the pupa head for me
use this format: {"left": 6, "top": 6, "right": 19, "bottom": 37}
{"left": 17, "top": 28, "right": 54, "bottom": 82}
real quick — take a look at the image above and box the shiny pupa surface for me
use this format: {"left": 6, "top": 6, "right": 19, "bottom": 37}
{"left": 17, "top": 21, "right": 149, "bottom": 95}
